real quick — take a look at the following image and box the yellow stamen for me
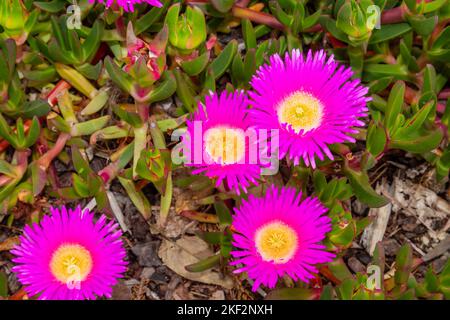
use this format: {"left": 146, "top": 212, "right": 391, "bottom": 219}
{"left": 277, "top": 91, "right": 323, "bottom": 133}
{"left": 50, "top": 244, "right": 93, "bottom": 284}
{"left": 255, "top": 221, "right": 298, "bottom": 264}
{"left": 204, "top": 127, "right": 245, "bottom": 164}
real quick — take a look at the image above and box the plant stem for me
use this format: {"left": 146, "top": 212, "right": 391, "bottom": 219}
{"left": 231, "top": 6, "right": 285, "bottom": 30}
{"left": 46, "top": 80, "right": 71, "bottom": 107}
{"left": 231, "top": 5, "right": 410, "bottom": 35}
{"left": 132, "top": 101, "right": 150, "bottom": 178}
{"left": 37, "top": 133, "right": 71, "bottom": 170}
{"left": 380, "top": 4, "right": 408, "bottom": 24}
{"left": 0, "top": 149, "right": 29, "bottom": 187}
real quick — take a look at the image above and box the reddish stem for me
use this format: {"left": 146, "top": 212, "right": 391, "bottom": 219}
{"left": 327, "top": 33, "right": 346, "bottom": 48}
{"left": 98, "top": 158, "right": 123, "bottom": 184}
{"left": 230, "top": 4, "right": 411, "bottom": 34}
{"left": 319, "top": 266, "right": 342, "bottom": 285}
{"left": 37, "top": 133, "right": 71, "bottom": 169}
{"left": 0, "top": 175, "right": 11, "bottom": 186}
{"left": 92, "top": 42, "right": 110, "bottom": 65}
{"left": 46, "top": 80, "right": 71, "bottom": 107}
{"left": 380, "top": 4, "right": 408, "bottom": 24}
{"left": 235, "top": 0, "right": 251, "bottom": 7}
{"left": 0, "top": 149, "right": 30, "bottom": 187}
{"left": 405, "top": 86, "right": 446, "bottom": 114}
{"left": 438, "top": 88, "right": 450, "bottom": 100}
{"left": 115, "top": 16, "right": 127, "bottom": 38}
{"left": 136, "top": 101, "right": 149, "bottom": 122}
{"left": 231, "top": 6, "right": 285, "bottom": 30}
{"left": 8, "top": 288, "right": 27, "bottom": 300}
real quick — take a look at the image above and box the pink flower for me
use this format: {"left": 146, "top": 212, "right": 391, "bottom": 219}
{"left": 249, "top": 49, "right": 370, "bottom": 168}
{"left": 90, "top": 0, "right": 162, "bottom": 12}
{"left": 230, "top": 185, "right": 334, "bottom": 291}
{"left": 11, "top": 206, "right": 127, "bottom": 300}
{"left": 182, "top": 91, "right": 261, "bottom": 194}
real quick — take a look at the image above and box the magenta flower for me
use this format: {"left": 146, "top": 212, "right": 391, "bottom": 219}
{"left": 182, "top": 91, "right": 261, "bottom": 194}
{"left": 90, "top": 0, "right": 162, "bottom": 12}
{"left": 230, "top": 185, "right": 334, "bottom": 291}
{"left": 11, "top": 206, "right": 127, "bottom": 300}
{"left": 249, "top": 49, "right": 369, "bottom": 168}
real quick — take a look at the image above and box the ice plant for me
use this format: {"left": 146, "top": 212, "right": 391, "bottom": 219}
{"left": 165, "top": 3, "right": 207, "bottom": 52}
{"left": 124, "top": 22, "right": 166, "bottom": 81}
{"left": 11, "top": 206, "right": 127, "bottom": 300}
{"left": 249, "top": 49, "right": 370, "bottom": 168}
{"left": 182, "top": 91, "right": 261, "bottom": 194}
{"left": 230, "top": 185, "right": 334, "bottom": 291}
{"left": 90, "top": 0, "right": 162, "bottom": 12}
{"left": 0, "top": 0, "right": 38, "bottom": 45}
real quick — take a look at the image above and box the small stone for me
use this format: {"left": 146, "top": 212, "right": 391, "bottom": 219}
{"left": 413, "top": 224, "right": 427, "bottom": 235}
{"left": 131, "top": 241, "right": 162, "bottom": 267}
{"left": 141, "top": 267, "right": 155, "bottom": 280}
{"left": 347, "top": 257, "right": 366, "bottom": 273}
{"left": 382, "top": 238, "right": 401, "bottom": 256}
{"left": 112, "top": 281, "right": 133, "bottom": 300}
{"left": 150, "top": 271, "right": 169, "bottom": 284}
{"left": 400, "top": 217, "right": 417, "bottom": 232}
{"left": 405, "top": 232, "right": 416, "bottom": 239}
{"left": 210, "top": 290, "right": 225, "bottom": 300}
{"left": 356, "top": 250, "right": 372, "bottom": 265}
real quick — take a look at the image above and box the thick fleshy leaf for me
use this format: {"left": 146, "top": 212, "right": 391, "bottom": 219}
{"left": 343, "top": 163, "right": 389, "bottom": 208}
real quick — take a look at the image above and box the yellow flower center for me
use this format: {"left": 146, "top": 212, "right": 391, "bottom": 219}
{"left": 204, "top": 127, "right": 245, "bottom": 164}
{"left": 255, "top": 221, "right": 298, "bottom": 264}
{"left": 277, "top": 91, "right": 324, "bottom": 133}
{"left": 49, "top": 244, "right": 93, "bottom": 285}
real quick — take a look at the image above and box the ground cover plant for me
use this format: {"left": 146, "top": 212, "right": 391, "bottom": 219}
{"left": 0, "top": 0, "right": 449, "bottom": 300}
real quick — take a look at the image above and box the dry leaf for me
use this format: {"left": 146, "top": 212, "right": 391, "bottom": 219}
{"left": 158, "top": 236, "right": 234, "bottom": 289}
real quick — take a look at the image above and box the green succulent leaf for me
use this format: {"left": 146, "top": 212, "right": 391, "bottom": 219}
{"left": 384, "top": 81, "right": 405, "bottom": 135}
{"left": 166, "top": 3, "right": 206, "bottom": 51}
{"left": 343, "top": 163, "right": 389, "bottom": 208}
{"left": 394, "top": 244, "right": 413, "bottom": 286}
{"left": 366, "top": 121, "right": 387, "bottom": 157}
{"left": 180, "top": 51, "right": 210, "bottom": 76}
{"left": 185, "top": 254, "right": 221, "bottom": 272}
{"left": 207, "top": 40, "right": 238, "bottom": 80}
{"left": 214, "top": 201, "right": 232, "bottom": 226}
{"left": 211, "top": 0, "right": 234, "bottom": 13}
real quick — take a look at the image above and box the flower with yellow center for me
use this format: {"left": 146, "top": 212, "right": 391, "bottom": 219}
{"left": 255, "top": 221, "right": 298, "bottom": 264}
{"left": 50, "top": 244, "right": 93, "bottom": 284}
{"left": 277, "top": 91, "right": 324, "bottom": 134}
{"left": 231, "top": 186, "right": 335, "bottom": 291}
{"left": 11, "top": 206, "right": 127, "bottom": 300}
{"left": 250, "top": 49, "right": 370, "bottom": 167}
{"left": 184, "top": 91, "right": 261, "bottom": 194}
{"left": 204, "top": 127, "right": 246, "bottom": 165}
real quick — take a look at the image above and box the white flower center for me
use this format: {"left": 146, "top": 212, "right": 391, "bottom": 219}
{"left": 277, "top": 91, "right": 324, "bottom": 133}
{"left": 50, "top": 244, "right": 93, "bottom": 285}
{"left": 255, "top": 221, "right": 298, "bottom": 264}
